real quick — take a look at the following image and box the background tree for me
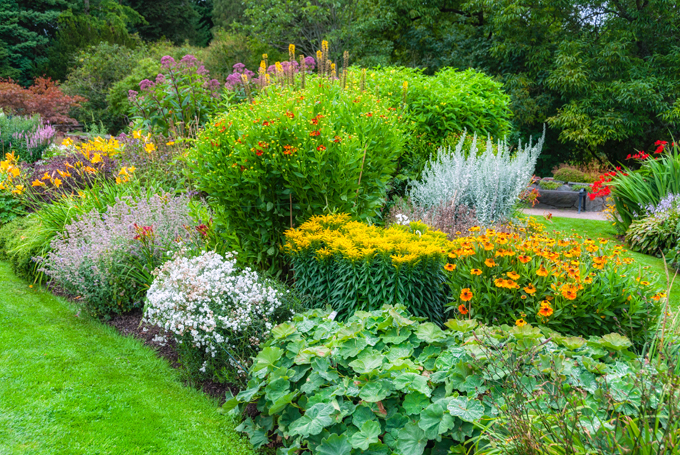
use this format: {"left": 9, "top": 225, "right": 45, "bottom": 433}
{"left": 122, "top": 0, "right": 201, "bottom": 44}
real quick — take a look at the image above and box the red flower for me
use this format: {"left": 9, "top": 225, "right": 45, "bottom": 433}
{"left": 196, "top": 224, "right": 209, "bottom": 237}
{"left": 654, "top": 140, "right": 667, "bottom": 154}
{"left": 255, "top": 150, "right": 263, "bottom": 156}
{"left": 317, "top": 145, "right": 326, "bottom": 151}
{"left": 309, "top": 130, "right": 320, "bottom": 137}
{"left": 311, "top": 118, "right": 319, "bottom": 125}
{"left": 333, "top": 136, "right": 341, "bottom": 143}
{"left": 285, "top": 111, "right": 294, "bottom": 119}
{"left": 365, "top": 112, "right": 373, "bottom": 117}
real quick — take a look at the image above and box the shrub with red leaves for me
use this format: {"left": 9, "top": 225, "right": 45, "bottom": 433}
{"left": 0, "top": 77, "right": 86, "bottom": 125}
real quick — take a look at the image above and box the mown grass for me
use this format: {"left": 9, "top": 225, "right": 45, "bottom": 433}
{"left": 0, "top": 261, "right": 254, "bottom": 455}
{"left": 536, "top": 216, "right": 679, "bottom": 310}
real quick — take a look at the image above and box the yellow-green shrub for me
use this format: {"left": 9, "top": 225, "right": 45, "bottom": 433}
{"left": 283, "top": 213, "right": 452, "bottom": 321}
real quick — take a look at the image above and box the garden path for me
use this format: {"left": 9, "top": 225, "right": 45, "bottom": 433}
{"left": 0, "top": 261, "right": 253, "bottom": 455}
{"left": 522, "top": 207, "right": 608, "bottom": 221}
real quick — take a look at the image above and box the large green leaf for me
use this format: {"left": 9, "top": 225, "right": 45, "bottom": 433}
{"left": 272, "top": 322, "right": 297, "bottom": 339}
{"left": 415, "top": 322, "right": 447, "bottom": 343}
{"left": 393, "top": 373, "right": 431, "bottom": 396}
{"left": 253, "top": 347, "right": 283, "bottom": 375}
{"left": 598, "top": 333, "right": 633, "bottom": 351}
{"left": 359, "top": 378, "right": 394, "bottom": 402}
{"left": 447, "top": 397, "right": 484, "bottom": 422}
{"left": 403, "top": 392, "right": 431, "bottom": 415}
{"left": 350, "top": 420, "right": 382, "bottom": 450}
{"left": 349, "top": 351, "right": 385, "bottom": 374}
{"left": 418, "top": 402, "right": 455, "bottom": 439}
{"left": 317, "top": 434, "right": 353, "bottom": 455}
{"left": 395, "top": 422, "right": 428, "bottom": 455}
{"left": 288, "top": 403, "right": 335, "bottom": 437}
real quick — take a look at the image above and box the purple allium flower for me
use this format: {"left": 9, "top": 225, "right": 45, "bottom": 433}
{"left": 128, "top": 90, "right": 138, "bottom": 102}
{"left": 160, "top": 55, "right": 176, "bottom": 69}
{"left": 139, "top": 79, "right": 155, "bottom": 91}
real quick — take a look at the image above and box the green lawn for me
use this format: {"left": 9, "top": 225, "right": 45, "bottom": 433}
{"left": 536, "top": 216, "right": 680, "bottom": 310}
{"left": 0, "top": 261, "right": 254, "bottom": 455}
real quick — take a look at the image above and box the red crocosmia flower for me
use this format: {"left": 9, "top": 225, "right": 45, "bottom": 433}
{"left": 626, "top": 154, "right": 632, "bottom": 160}
{"left": 317, "top": 145, "right": 326, "bottom": 151}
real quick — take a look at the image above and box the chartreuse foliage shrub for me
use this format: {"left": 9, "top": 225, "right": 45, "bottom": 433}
{"left": 228, "top": 305, "right": 668, "bottom": 455}
{"left": 445, "top": 226, "right": 663, "bottom": 346}
{"left": 188, "top": 81, "right": 406, "bottom": 270}
{"left": 283, "top": 213, "right": 451, "bottom": 322}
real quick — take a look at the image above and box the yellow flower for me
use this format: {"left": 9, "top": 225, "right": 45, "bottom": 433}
{"left": 471, "top": 268, "right": 482, "bottom": 276}
{"left": 523, "top": 284, "right": 537, "bottom": 295}
{"left": 62, "top": 138, "right": 74, "bottom": 147}
{"left": 53, "top": 178, "right": 62, "bottom": 188}
{"left": 515, "top": 319, "right": 527, "bottom": 327}
{"left": 41, "top": 172, "right": 51, "bottom": 181}
{"left": 485, "top": 258, "right": 496, "bottom": 267}
{"left": 444, "top": 263, "right": 456, "bottom": 272}
{"left": 90, "top": 153, "right": 102, "bottom": 164}
{"left": 145, "top": 143, "right": 156, "bottom": 153}
{"left": 132, "top": 130, "right": 142, "bottom": 139}
{"left": 536, "top": 266, "right": 549, "bottom": 277}
{"left": 12, "top": 184, "right": 25, "bottom": 195}
{"left": 31, "top": 179, "right": 45, "bottom": 187}
{"left": 460, "top": 288, "right": 473, "bottom": 302}
{"left": 166, "top": 141, "right": 175, "bottom": 146}
{"left": 538, "top": 306, "right": 553, "bottom": 317}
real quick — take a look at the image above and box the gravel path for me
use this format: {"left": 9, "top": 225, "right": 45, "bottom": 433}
{"left": 522, "top": 207, "right": 608, "bottom": 221}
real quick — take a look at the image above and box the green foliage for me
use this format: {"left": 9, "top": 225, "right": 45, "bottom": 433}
{"left": 188, "top": 81, "right": 406, "bottom": 271}
{"left": 62, "top": 42, "right": 145, "bottom": 134}
{"left": 284, "top": 214, "right": 451, "bottom": 322}
{"left": 230, "top": 305, "right": 668, "bottom": 454}
{"left": 552, "top": 167, "right": 594, "bottom": 183}
{"left": 537, "top": 180, "right": 562, "bottom": 190}
{"left": 626, "top": 213, "right": 680, "bottom": 258}
{"left": 202, "top": 28, "right": 282, "bottom": 81}
{"left": 0, "top": 192, "right": 25, "bottom": 225}
{"left": 0, "top": 215, "right": 49, "bottom": 280}
{"left": 610, "top": 147, "right": 680, "bottom": 232}
{"left": 0, "top": 114, "right": 53, "bottom": 163}
{"left": 45, "top": 0, "right": 145, "bottom": 81}
{"left": 123, "top": 0, "right": 202, "bottom": 45}
{"left": 0, "top": 0, "right": 72, "bottom": 84}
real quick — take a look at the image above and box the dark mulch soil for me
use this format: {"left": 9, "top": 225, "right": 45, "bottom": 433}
{"left": 106, "top": 310, "right": 239, "bottom": 404}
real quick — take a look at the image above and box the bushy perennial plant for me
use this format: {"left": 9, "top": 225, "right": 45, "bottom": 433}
{"left": 144, "top": 250, "right": 299, "bottom": 383}
{"left": 284, "top": 213, "right": 451, "bottom": 321}
{"left": 446, "top": 225, "right": 663, "bottom": 345}
{"left": 626, "top": 194, "right": 680, "bottom": 258}
{"left": 189, "top": 81, "right": 405, "bottom": 270}
{"left": 40, "top": 193, "right": 203, "bottom": 317}
{"left": 409, "top": 131, "right": 544, "bottom": 225}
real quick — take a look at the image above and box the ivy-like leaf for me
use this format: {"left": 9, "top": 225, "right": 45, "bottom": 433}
{"left": 288, "top": 403, "right": 335, "bottom": 437}
{"left": 317, "top": 434, "right": 353, "bottom": 455}
{"left": 350, "top": 420, "right": 382, "bottom": 450}
{"left": 447, "top": 397, "right": 484, "bottom": 422}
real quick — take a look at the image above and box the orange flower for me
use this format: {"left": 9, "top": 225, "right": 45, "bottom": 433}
{"left": 317, "top": 145, "right": 326, "bottom": 151}
{"left": 458, "top": 304, "right": 469, "bottom": 315}
{"left": 468, "top": 226, "right": 481, "bottom": 232}
{"left": 523, "top": 284, "right": 537, "bottom": 295}
{"left": 506, "top": 271, "right": 520, "bottom": 280}
{"left": 484, "top": 258, "right": 496, "bottom": 267}
{"left": 444, "top": 263, "right": 456, "bottom": 272}
{"left": 562, "top": 288, "right": 578, "bottom": 300}
{"left": 536, "top": 266, "right": 549, "bottom": 277}
{"left": 470, "top": 268, "right": 482, "bottom": 275}
{"left": 538, "top": 306, "right": 553, "bottom": 317}
{"left": 460, "top": 288, "right": 473, "bottom": 302}
{"left": 31, "top": 179, "right": 45, "bottom": 187}
{"left": 518, "top": 255, "right": 531, "bottom": 263}
{"left": 515, "top": 319, "right": 527, "bottom": 327}
{"left": 483, "top": 242, "right": 494, "bottom": 251}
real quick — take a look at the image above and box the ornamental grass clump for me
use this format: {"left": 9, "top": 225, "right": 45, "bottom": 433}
{"left": 445, "top": 225, "right": 663, "bottom": 346}
{"left": 189, "top": 81, "right": 405, "bottom": 271}
{"left": 40, "top": 193, "right": 205, "bottom": 317}
{"left": 144, "top": 250, "right": 301, "bottom": 384}
{"left": 409, "top": 131, "right": 544, "bottom": 226}
{"left": 283, "top": 213, "right": 451, "bottom": 321}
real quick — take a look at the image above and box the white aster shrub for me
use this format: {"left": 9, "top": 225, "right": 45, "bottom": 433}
{"left": 144, "top": 250, "right": 299, "bottom": 383}
{"left": 409, "top": 129, "right": 545, "bottom": 225}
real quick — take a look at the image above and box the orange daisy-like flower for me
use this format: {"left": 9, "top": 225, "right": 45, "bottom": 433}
{"left": 538, "top": 306, "right": 554, "bottom": 317}
{"left": 523, "top": 284, "right": 537, "bottom": 295}
{"left": 460, "top": 288, "right": 473, "bottom": 301}
{"left": 494, "top": 278, "right": 506, "bottom": 288}
{"left": 317, "top": 145, "right": 326, "bottom": 151}
{"left": 515, "top": 318, "right": 527, "bottom": 327}
{"left": 485, "top": 258, "right": 496, "bottom": 267}
{"left": 448, "top": 252, "right": 457, "bottom": 259}
{"left": 469, "top": 226, "right": 481, "bottom": 232}
{"left": 536, "top": 266, "right": 549, "bottom": 277}
{"left": 444, "top": 263, "right": 456, "bottom": 272}
{"left": 483, "top": 242, "right": 494, "bottom": 251}
{"left": 562, "top": 288, "right": 578, "bottom": 300}
{"left": 507, "top": 271, "right": 520, "bottom": 280}
{"left": 458, "top": 304, "right": 469, "bottom": 315}
{"left": 470, "top": 268, "right": 482, "bottom": 276}
{"left": 518, "top": 255, "right": 531, "bottom": 264}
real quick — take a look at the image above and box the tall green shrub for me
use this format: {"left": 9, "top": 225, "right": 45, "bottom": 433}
{"left": 188, "top": 81, "right": 406, "bottom": 270}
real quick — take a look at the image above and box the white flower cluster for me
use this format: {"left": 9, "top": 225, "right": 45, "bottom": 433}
{"left": 409, "top": 127, "right": 545, "bottom": 225}
{"left": 144, "top": 251, "right": 286, "bottom": 360}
